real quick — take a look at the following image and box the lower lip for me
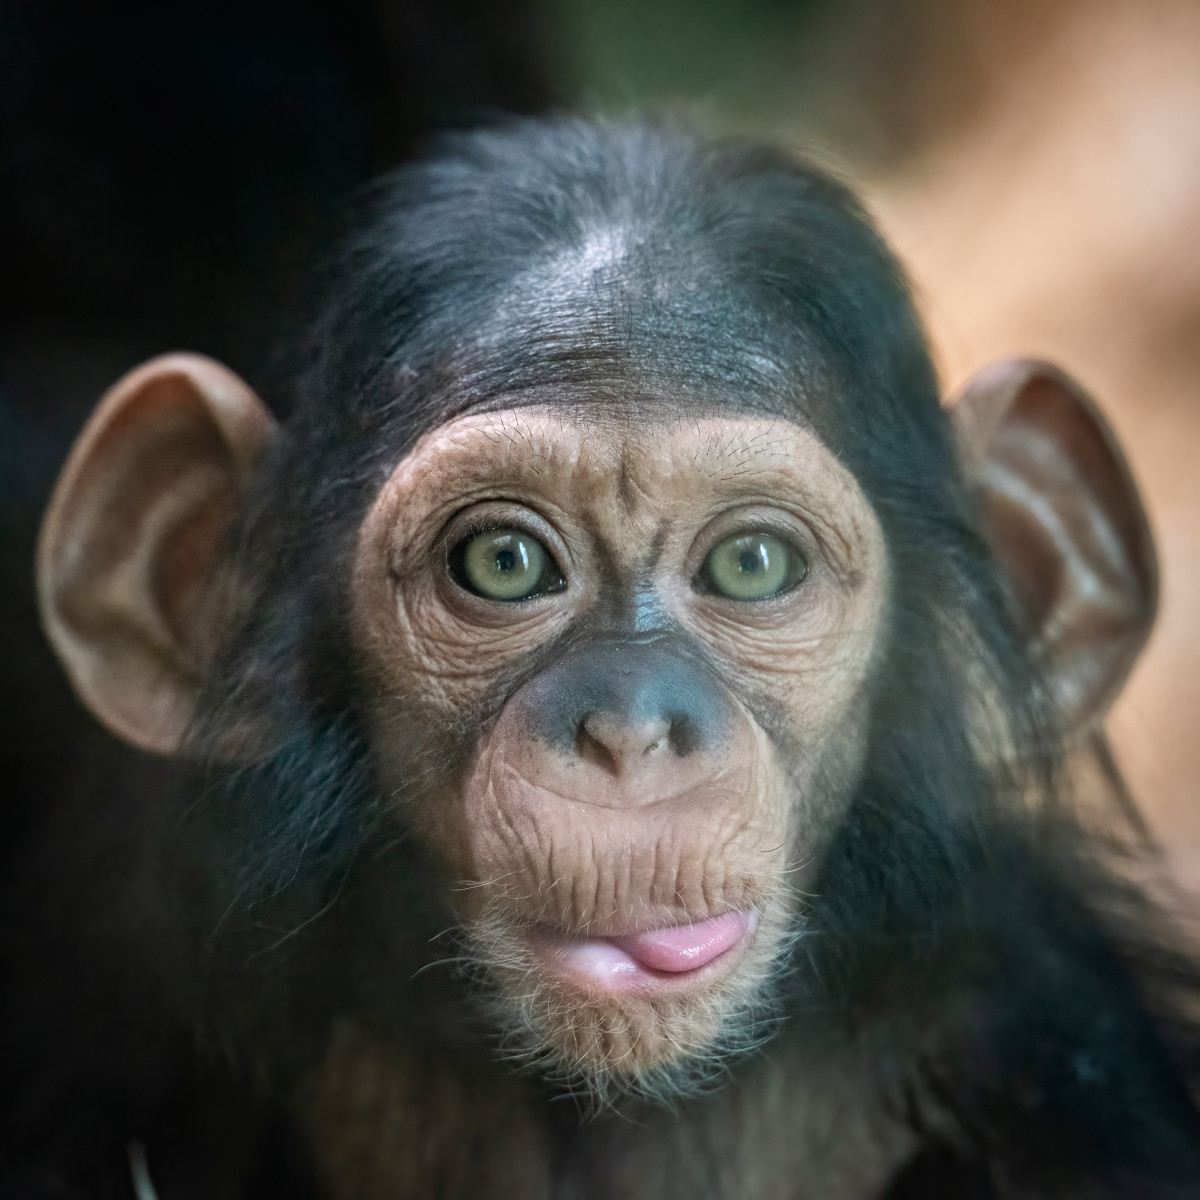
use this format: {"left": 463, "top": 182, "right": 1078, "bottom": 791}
{"left": 533, "top": 910, "right": 757, "bottom": 991}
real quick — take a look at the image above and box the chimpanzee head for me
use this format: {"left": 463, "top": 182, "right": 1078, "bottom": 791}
{"left": 36, "top": 120, "right": 1155, "bottom": 1100}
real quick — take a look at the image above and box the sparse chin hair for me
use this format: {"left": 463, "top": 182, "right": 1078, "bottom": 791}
{"left": 455, "top": 897, "right": 802, "bottom": 1109}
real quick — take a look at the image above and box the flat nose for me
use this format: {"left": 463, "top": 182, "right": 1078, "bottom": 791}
{"left": 577, "top": 710, "right": 673, "bottom": 776}
{"left": 500, "top": 636, "right": 737, "bottom": 808}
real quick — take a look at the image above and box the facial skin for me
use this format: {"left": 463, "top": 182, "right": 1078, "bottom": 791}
{"left": 351, "top": 402, "right": 890, "bottom": 1089}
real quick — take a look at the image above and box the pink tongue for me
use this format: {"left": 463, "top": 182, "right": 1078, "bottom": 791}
{"left": 546, "top": 912, "right": 754, "bottom": 984}
{"left": 609, "top": 911, "right": 751, "bottom": 973}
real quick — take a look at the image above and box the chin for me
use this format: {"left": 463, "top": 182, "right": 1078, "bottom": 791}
{"left": 459, "top": 900, "right": 796, "bottom": 1105}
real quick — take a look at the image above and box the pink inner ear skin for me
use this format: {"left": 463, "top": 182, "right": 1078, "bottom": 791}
{"left": 960, "top": 364, "right": 1157, "bottom": 730}
{"left": 543, "top": 911, "right": 757, "bottom": 990}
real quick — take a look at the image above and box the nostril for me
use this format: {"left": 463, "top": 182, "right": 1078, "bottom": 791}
{"left": 666, "top": 713, "right": 698, "bottom": 757}
{"left": 576, "top": 719, "right": 619, "bottom": 773}
{"left": 577, "top": 711, "right": 673, "bottom": 774}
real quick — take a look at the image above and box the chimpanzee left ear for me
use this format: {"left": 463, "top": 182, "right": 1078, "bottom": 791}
{"left": 950, "top": 359, "right": 1157, "bottom": 735}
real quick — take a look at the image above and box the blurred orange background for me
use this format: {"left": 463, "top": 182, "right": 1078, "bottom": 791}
{"left": 858, "top": 0, "right": 1200, "bottom": 889}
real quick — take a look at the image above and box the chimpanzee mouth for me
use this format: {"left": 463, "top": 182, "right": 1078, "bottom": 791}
{"left": 529, "top": 910, "right": 759, "bottom": 994}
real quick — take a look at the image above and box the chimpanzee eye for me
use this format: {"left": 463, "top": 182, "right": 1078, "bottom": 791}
{"left": 450, "top": 528, "right": 564, "bottom": 601}
{"left": 700, "top": 533, "right": 804, "bottom": 601}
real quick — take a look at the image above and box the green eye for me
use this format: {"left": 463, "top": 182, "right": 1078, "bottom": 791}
{"left": 450, "top": 528, "right": 563, "bottom": 601}
{"left": 700, "top": 533, "right": 801, "bottom": 601}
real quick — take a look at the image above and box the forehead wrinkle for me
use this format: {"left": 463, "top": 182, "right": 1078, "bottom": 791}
{"left": 482, "top": 408, "right": 551, "bottom": 471}
{"left": 700, "top": 423, "right": 805, "bottom": 465}
{"left": 403, "top": 408, "right": 870, "bottom": 533}
{"left": 434, "top": 409, "right": 616, "bottom": 484}
{"left": 621, "top": 421, "right": 805, "bottom": 487}
{"left": 713, "top": 435, "right": 805, "bottom": 486}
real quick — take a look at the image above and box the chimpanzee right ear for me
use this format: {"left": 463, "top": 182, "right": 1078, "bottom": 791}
{"left": 37, "top": 354, "right": 278, "bottom": 755}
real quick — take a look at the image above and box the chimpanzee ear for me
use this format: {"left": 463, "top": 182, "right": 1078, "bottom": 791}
{"left": 950, "top": 359, "right": 1156, "bottom": 734}
{"left": 37, "top": 354, "right": 278, "bottom": 755}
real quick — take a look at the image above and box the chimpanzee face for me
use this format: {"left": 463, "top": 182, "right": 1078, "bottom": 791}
{"left": 350, "top": 402, "right": 889, "bottom": 1087}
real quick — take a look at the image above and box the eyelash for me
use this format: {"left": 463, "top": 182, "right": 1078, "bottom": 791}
{"left": 698, "top": 518, "right": 809, "bottom": 559}
{"left": 437, "top": 512, "right": 536, "bottom": 558}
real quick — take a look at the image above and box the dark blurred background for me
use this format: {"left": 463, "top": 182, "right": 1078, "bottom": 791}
{"left": 4, "top": 0, "right": 1200, "bottom": 882}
